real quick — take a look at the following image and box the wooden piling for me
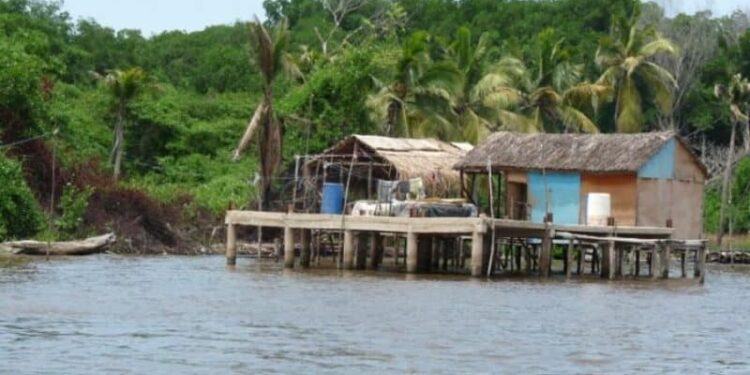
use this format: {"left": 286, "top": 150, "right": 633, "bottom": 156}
{"left": 651, "top": 245, "right": 660, "bottom": 280}
{"left": 369, "top": 232, "right": 382, "bottom": 270}
{"left": 300, "top": 229, "right": 311, "bottom": 268}
{"left": 680, "top": 249, "right": 687, "bottom": 278}
{"left": 539, "top": 225, "right": 553, "bottom": 278}
{"left": 566, "top": 239, "right": 574, "bottom": 278}
{"left": 635, "top": 250, "right": 641, "bottom": 277}
{"left": 406, "top": 231, "right": 418, "bottom": 273}
{"left": 418, "top": 235, "right": 433, "bottom": 272}
{"left": 284, "top": 226, "right": 295, "bottom": 268}
{"left": 226, "top": 224, "right": 237, "bottom": 266}
{"left": 470, "top": 229, "right": 485, "bottom": 277}
{"left": 343, "top": 230, "right": 355, "bottom": 270}
{"left": 601, "top": 241, "right": 615, "bottom": 279}
{"left": 356, "top": 232, "right": 368, "bottom": 270}
{"left": 661, "top": 241, "right": 672, "bottom": 279}
{"left": 695, "top": 245, "right": 706, "bottom": 284}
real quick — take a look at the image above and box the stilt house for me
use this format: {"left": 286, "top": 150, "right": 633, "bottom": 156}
{"left": 454, "top": 131, "right": 707, "bottom": 239}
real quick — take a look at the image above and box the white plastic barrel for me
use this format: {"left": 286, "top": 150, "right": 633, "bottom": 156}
{"left": 586, "top": 193, "right": 611, "bottom": 226}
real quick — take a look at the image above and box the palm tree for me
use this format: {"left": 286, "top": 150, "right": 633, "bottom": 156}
{"left": 367, "top": 31, "right": 460, "bottom": 138}
{"left": 436, "top": 27, "right": 530, "bottom": 143}
{"left": 96, "top": 67, "right": 147, "bottom": 181}
{"left": 524, "top": 29, "right": 609, "bottom": 133}
{"left": 232, "top": 18, "right": 295, "bottom": 210}
{"left": 595, "top": 3, "right": 678, "bottom": 133}
{"left": 714, "top": 74, "right": 750, "bottom": 246}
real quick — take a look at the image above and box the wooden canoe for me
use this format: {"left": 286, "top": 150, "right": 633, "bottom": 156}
{"left": 0, "top": 233, "right": 116, "bottom": 256}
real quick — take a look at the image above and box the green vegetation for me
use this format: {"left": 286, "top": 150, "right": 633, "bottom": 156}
{"left": 0, "top": 0, "right": 749, "bottom": 248}
{"left": 0, "top": 154, "right": 43, "bottom": 242}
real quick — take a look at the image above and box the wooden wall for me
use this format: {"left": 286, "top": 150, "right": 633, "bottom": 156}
{"left": 580, "top": 173, "right": 637, "bottom": 226}
{"left": 636, "top": 141, "right": 705, "bottom": 239}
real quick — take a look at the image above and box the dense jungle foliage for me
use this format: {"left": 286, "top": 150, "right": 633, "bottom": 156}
{"left": 1, "top": 0, "right": 750, "bottom": 244}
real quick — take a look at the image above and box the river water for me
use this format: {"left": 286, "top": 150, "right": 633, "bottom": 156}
{"left": 1, "top": 255, "right": 749, "bottom": 374}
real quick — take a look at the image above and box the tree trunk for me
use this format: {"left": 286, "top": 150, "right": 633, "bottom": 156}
{"left": 258, "top": 93, "right": 280, "bottom": 211}
{"left": 743, "top": 118, "right": 750, "bottom": 153}
{"left": 112, "top": 105, "right": 125, "bottom": 181}
{"left": 717, "top": 120, "right": 737, "bottom": 247}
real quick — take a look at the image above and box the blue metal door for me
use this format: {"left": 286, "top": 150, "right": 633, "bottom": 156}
{"left": 528, "top": 171, "right": 581, "bottom": 224}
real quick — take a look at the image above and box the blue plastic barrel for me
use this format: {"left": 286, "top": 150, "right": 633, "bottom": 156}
{"left": 321, "top": 183, "right": 345, "bottom": 214}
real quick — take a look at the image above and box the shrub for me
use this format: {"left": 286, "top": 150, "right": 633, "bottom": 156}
{"left": 0, "top": 154, "right": 43, "bottom": 241}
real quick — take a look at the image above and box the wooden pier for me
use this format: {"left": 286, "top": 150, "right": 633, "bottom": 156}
{"left": 225, "top": 211, "right": 706, "bottom": 283}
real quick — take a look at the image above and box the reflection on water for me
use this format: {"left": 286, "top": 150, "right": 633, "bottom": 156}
{"left": 1, "top": 256, "right": 749, "bottom": 374}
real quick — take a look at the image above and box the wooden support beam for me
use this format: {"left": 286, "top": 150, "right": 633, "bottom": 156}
{"left": 226, "top": 224, "right": 237, "bottom": 266}
{"left": 635, "top": 250, "right": 641, "bottom": 277}
{"left": 539, "top": 225, "right": 552, "bottom": 277}
{"left": 406, "top": 231, "right": 418, "bottom": 273}
{"left": 651, "top": 245, "right": 660, "bottom": 280}
{"left": 369, "top": 232, "right": 382, "bottom": 270}
{"left": 356, "top": 232, "right": 368, "bottom": 270}
{"left": 284, "top": 226, "right": 295, "bottom": 268}
{"left": 601, "top": 241, "right": 615, "bottom": 279}
{"left": 661, "top": 242, "right": 672, "bottom": 279}
{"left": 300, "top": 229, "right": 311, "bottom": 268}
{"left": 695, "top": 245, "right": 706, "bottom": 284}
{"left": 418, "top": 235, "right": 433, "bottom": 272}
{"left": 470, "top": 230, "right": 485, "bottom": 277}
{"left": 343, "top": 230, "right": 354, "bottom": 270}
{"left": 681, "top": 250, "right": 687, "bottom": 278}
{"left": 566, "top": 239, "right": 574, "bottom": 278}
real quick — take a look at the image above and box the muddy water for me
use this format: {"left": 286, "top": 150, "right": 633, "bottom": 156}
{"left": 1, "top": 256, "right": 749, "bottom": 374}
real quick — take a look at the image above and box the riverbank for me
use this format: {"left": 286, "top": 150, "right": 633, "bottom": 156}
{"left": 0, "top": 255, "right": 30, "bottom": 268}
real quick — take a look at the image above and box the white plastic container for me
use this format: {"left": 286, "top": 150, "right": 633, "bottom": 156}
{"left": 586, "top": 193, "right": 611, "bottom": 226}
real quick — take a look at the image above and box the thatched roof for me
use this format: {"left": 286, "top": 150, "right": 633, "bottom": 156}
{"left": 324, "top": 135, "right": 471, "bottom": 179}
{"left": 455, "top": 131, "right": 706, "bottom": 174}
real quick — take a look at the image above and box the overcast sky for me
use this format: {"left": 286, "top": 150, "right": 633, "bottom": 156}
{"left": 60, "top": 0, "right": 748, "bottom": 36}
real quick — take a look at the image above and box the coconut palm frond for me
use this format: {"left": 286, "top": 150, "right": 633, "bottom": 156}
{"left": 559, "top": 106, "right": 599, "bottom": 133}
{"left": 233, "top": 101, "right": 268, "bottom": 161}
{"left": 639, "top": 36, "right": 678, "bottom": 58}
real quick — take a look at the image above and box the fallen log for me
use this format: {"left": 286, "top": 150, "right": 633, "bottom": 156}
{"left": 0, "top": 233, "right": 116, "bottom": 256}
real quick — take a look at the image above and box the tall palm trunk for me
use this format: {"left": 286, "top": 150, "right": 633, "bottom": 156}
{"left": 258, "top": 90, "right": 281, "bottom": 211}
{"left": 718, "top": 120, "right": 737, "bottom": 246}
{"left": 386, "top": 99, "right": 401, "bottom": 137}
{"left": 111, "top": 103, "right": 125, "bottom": 181}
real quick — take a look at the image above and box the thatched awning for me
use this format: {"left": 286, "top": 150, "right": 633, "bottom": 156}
{"left": 313, "top": 135, "right": 472, "bottom": 196}
{"left": 455, "top": 131, "right": 706, "bottom": 175}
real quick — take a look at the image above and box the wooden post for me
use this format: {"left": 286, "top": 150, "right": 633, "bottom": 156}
{"left": 226, "top": 223, "right": 237, "bottom": 266}
{"left": 651, "top": 245, "right": 660, "bottom": 280}
{"left": 601, "top": 240, "right": 615, "bottom": 279}
{"left": 635, "top": 250, "right": 641, "bottom": 277}
{"left": 343, "top": 230, "right": 355, "bottom": 270}
{"left": 284, "top": 226, "right": 295, "bottom": 268}
{"left": 406, "top": 231, "right": 418, "bottom": 273}
{"left": 566, "top": 239, "right": 574, "bottom": 278}
{"left": 369, "top": 232, "right": 382, "bottom": 270}
{"left": 680, "top": 249, "right": 687, "bottom": 278}
{"left": 300, "top": 229, "right": 311, "bottom": 268}
{"left": 661, "top": 241, "right": 672, "bottom": 279}
{"left": 695, "top": 245, "right": 706, "bottom": 284}
{"left": 525, "top": 245, "right": 532, "bottom": 274}
{"left": 418, "top": 235, "right": 433, "bottom": 272}
{"left": 356, "top": 232, "right": 368, "bottom": 270}
{"left": 539, "top": 223, "right": 553, "bottom": 277}
{"left": 470, "top": 229, "right": 485, "bottom": 277}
